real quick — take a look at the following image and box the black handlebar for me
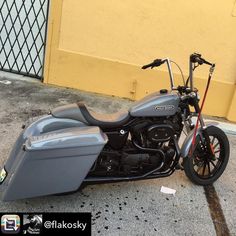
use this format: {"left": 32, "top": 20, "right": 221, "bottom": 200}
{"left": 190, "top": 53, "right": 213, "bottom": 66}
{"left": 142, "top": 53, "right": 213, "bottom": 70}
{"left": 142, "top": 59, "right": 165, "bottom": 69}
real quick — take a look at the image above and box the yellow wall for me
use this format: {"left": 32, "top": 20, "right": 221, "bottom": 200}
{"left": 44, "top": 0, "right": 236, "bottom": 121}
{"left": 228, "top": 87, "right": 236, "bottom": 121}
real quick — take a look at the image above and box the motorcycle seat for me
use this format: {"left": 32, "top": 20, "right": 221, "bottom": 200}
{"left": 51, "top": 103, "right": 131, "bottom": 129}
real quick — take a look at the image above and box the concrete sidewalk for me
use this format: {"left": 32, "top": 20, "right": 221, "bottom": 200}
{"left": 0, "top": 74, "right": 235, "bottom": 236}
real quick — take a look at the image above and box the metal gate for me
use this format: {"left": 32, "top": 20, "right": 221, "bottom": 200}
{"left": 0, "top": 0, "right": 49, "bottom": 80}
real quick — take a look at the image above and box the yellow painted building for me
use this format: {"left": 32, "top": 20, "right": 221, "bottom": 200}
{"left": 44, "top": 0, "right": 236, "bottom": 122}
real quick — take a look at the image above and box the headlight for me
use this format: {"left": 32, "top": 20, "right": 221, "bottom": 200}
{"left": 0, "top": 167, "right": 7, "bottom": 184}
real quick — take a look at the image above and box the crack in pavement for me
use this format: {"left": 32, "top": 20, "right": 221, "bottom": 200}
{"left": 204, "top": 185, "right": 230, "bottom": 236}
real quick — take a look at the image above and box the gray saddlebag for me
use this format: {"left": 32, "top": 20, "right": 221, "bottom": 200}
{"left": 1, "top": 126, "right": 107, "bottom": 201}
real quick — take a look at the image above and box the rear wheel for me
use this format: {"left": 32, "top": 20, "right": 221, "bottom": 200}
{"left": 183, "top": 126, "right": 229, "bottom": 185}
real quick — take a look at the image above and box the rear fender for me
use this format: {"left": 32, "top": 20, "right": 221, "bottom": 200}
{"left": 4, "top": 115, "right": 86, "bottom": 172}
{"left": 0, "top": 115, "right": 106, "bottom": 201}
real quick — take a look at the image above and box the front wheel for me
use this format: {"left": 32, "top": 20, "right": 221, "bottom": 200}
{"left": 183, "top": 126, "right": 230, "bottom": 185}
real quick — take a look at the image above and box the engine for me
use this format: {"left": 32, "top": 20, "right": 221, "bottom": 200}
{"left": 132, "top": 115, "right": 182, "bottom": 147}
{"left": 90, "top": 115, "right": 183, "bottom": 177}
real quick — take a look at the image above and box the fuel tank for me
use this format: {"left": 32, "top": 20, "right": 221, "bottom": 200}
{"left": 130, "top": 90, "right": 180, "bottom": 117}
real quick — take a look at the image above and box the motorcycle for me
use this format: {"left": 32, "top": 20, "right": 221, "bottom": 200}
{"left": 0, "top": 53, "right": 230, "bottom": 201}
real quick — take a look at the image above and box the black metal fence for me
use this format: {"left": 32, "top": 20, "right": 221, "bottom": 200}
{"left": 0, "top": 0, "right": 49, "bottom": 80}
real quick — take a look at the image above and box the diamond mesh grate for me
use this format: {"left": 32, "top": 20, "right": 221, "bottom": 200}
{"left": 0, "top": 0, "right": 49, "bottom": 79}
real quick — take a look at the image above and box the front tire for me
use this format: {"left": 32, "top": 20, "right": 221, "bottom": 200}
{"left": 183, "top": 126, "right": 230, "bottom": 185}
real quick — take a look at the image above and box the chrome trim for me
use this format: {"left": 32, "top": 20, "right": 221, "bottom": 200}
{"left": 164, "top": 58, "right": 175, "bottom": 89}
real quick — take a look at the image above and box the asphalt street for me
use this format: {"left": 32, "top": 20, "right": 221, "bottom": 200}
{"left": 0, "top": 73, "right": 235, "bottom": 236}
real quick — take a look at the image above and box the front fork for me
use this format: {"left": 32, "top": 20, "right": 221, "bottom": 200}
{"left": 191, "top": 99, "right": 215, "bottom": 159}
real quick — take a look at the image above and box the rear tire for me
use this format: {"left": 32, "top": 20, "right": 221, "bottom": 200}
{"left": 183, "top": 126, "right": 229, "bottom": 185}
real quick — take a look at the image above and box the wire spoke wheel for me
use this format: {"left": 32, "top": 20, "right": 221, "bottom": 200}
{"left": 192, "top": 135, "right": 223, "bottom": 179}
{"left": 183, "top": 126, "right": 230, "bottom": 185}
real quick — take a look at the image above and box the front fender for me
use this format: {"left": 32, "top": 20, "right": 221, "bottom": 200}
{"left": 180, "top": 124, "right": 215, "bottom": 158}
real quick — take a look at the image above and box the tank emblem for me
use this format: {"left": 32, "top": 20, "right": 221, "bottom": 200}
{"left": 155, "top": 105, "right": 175, "bottom": 111}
